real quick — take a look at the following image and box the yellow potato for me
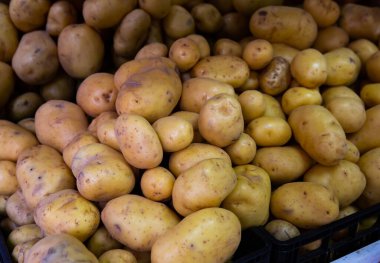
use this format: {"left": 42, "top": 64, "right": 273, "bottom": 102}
{"left": 87, "top": 111, "right": 117, "bottom": 136}
{"left": 99, "top": 249, "right": 137, "bottom": 263}
{"left": 224, "top": 133, "right": 256, "bottom": 165}
{"left": 12, "top": 238, "right": 39, "bottom": 263}
{"left": 46, "top": 1, "right": 77, "bottom": 36}
{"left": 272, "top": 43, "right": 299, "bottom": 64}
{"left": 0, "top": 161, "right": 18, "bottom": 196}
{"left": 101, "top": 194, "right": 180, "bottom": 251}
{"left": 96, "top": 118, "right": 119, "bottom": 151}
{"left": 171, "top": 111, "right": 202, "bottom": 143}
{"left": 242, "top": 39, "right": 273, "bottom": 70}
{"left": 313, "top": 26, "right": 349, "bottom": 54}
{"left": 262, "top": 94, "right": 286, "bottom": 119}
{"left": 141, "top": 167, "right": 175, "bottom": 202}
{"left": 213, "top": 38, "right": 242, "bottom": 57}
{"left": 191, "top": 3, "right": 223, "bottom": 34}
{"left": 344, "top": 140, "right": 360, "bottom": 163}
{"left": 162, "top": 5, "right": 195, "bottom": 39}
{"left": 186, "top": 34, "right": 210, "bottom": 59}
{"left": 6, "top": 189, "right": 34, "bottom": 226}
{"left": 222, "top": 164, "right": 271, "bottom": 228}
{"left": 0, "top": 3, "right": 19, "bottom": 63}
{"left": 360, "top": 83, "right": 380, "bottom": 107}
{"left": 135, "top": 42, "right": 168, "bottom": 60}
{"left": 34, "top": 189, "right": 100, "bottom": 242}
{"left": 87, "top": 226, "right": 123, "bottom": 257}
{"left": 169, "top": 37, "right": 200, "bottom": 72}
{"left": 365, "top": 50, "right": 380, "bottom": 83}
{"left": 303, "top": 0, "right": 340, "bottom": 28}
{"left": 139, "top": 0, "right": 170, "bottom": 19}
{"left": 265, "top": 219, "right": 300, "bottom": 241}
{"left": 9, "top": 0, "right": 50, "bottom": 32}
{"left": 238, "top": 90, "right": 266, "bottom": 123}
{"left": 271, "top": 182, "right": 339, "bottom": 229}
{"left": 253, "top": 146, "right": 313, "bottom": 185}
{"left": 281, "top": 87, "right": 322, "bottom": 115}
{"left": 259, "top": 56, "right": 291, "bottom": 96}
{"left": 238, "top": 71, "right": 259, "bottom": 92}
{"left": 8, "top": 224, "right": 43, "bottom": 249}
{"left": 348, "top": 39, "right": 378, "bottom": 64}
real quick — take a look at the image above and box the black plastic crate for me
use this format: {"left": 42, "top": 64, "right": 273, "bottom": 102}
{"left": 254, "top": 203, "right": 380, "bottom": 263}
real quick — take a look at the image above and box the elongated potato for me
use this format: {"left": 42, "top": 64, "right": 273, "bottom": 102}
{"left": 288, "top": 105, "right": 347, "bottom": 166}
{"left": 281, "top": 87, "right": 322, "bottom": 115}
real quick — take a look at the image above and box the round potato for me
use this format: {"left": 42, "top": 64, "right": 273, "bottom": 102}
{"left": 162, "top": 5, "right": 195, "bottom": 39}
{"left": 87, "top": 227, "right": 123, "bottom": 258}
{"left": 313, "top": 26, "right": 350, "bottom": 53}
{"left": 40, "top": 71, "right": 76, "bottom": 101}
{"left": 242, "top": 39, "right": 273, "bottom": 70}
{"left": 141, "top": 167, "right": 175, "bottom": 202}
{"left": 0, "top": 3, "right": 19, "bottom": 63}
{"left": 6, "top": 189, "right": 34, "bottom": 226}
{"left": 139, "top": 0, "right": 170, "bottom": 19}
{"left": 169, "top": 37, "right": 200, "bottom": 72}
{"left": 191, "top": 3, "right": 223, "bottom": 34}
{"left": 0, "top": 160, "right": 18, "bottom": 196}
{"left": 9, "top": 0, "right": 50, "bottom": 32}
{"left": 259, "top": 56, "right": 291, "bottom": 96}
{"left": 224, "top": 133, "right": 256, "bottom": 165}
{"left": 265, "top": 219, "right": 300, "bottom": 241}
{"left": 348, "top": 39, "right": 378, "bottom": 65}
{"left": 281, "top": 87, "right": 322, "bottom": 115}
{"left": 238, "top": 90, "right": 266, "bottom": 122}
{"left": 99, "top": 249, "right": 137, "bottom": 263}
{"left": 360, "top": 83, "right": 380, "bottom": 107}
{"left": 262, "top": 94, "right": 286, "bottom": 119}
{"left": 17, "top": 118, "right": 35, "bottom": 134}
{"left": 365, "top": 51, "right": 380, "bottom": 83}
{"left": 8, "top": 92, "right": 44, "bottom": 122}
{"left": 213, "top": 38, "right": 242, "bottom": 57}
{"left": 46, "top": 0, "right": 77, "bottom": 36}
{"left": 303, "top": 0, "right": 340, "bottom": 28}
{"left": 272, "top": 43, "right": 299, "bottom": 64}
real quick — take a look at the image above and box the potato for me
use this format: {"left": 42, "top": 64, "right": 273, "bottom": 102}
{"left": 313, "top": 26, "right": 350, "bottom": 53}
{"left": 0, "top": 161, "right": 18, "bottom": 196}
{"left": 186, "top": 34, "right": 210, "bottom": 59}
{"left": 101, "top": 194, "right": 180, "bottom": 251}
{"left": 151, "top": 207, "right": 241, "bottom": 263}
{"left": 83, "top": 0, "right": 136, "bottom": 29}
{"left": 348, "top": 39, "right": 378, "bottom": 65}
{"left": 0, "top": 195, "right": 8, "bottom": 216}
{"left": 220, "top": 12, "right": 250, "bottom": 40}
{"left": 304, "top": 160, "right": 366, "bottom": 208}
{"left": 141, "top": 167, "right": 175, "bottom": 202}
{"left": 169, "top": 143, "right": 231, "bottom": 177}
{"left": 9, "top": 0, "right": 50, "bottom": 32}
{"left": 135, "top": 43, "right": 168, "bottom": 60}
{"left": 191, "top": 55, "right": 250, "bottom": 88}
{"left": 245, "top": 116, "right": 292, "bottom": 147}
{"left": 115, "top": 114, "right": 163, "bottom": 169}
{"left": 281, "top": 87, "right": 322, "bottom": 115}
{"left": 138, "top": 0, "right": 170, "bottom": 19}
{"left": 172, "top": 158, "right": 236, "bottom": 216}
{"left": 303, "top": 0, "right": 340, "bottom": 28}
{"left": 24, "top": 234, "right": 98, "bottom": 263}
{"left": 191, "top": 3, "right": 223, "bottom": 34}
{"left": 71, "top": 143, "right": 135, "bottom": 202}
{"left": 162, "top": 5, "right": 195, "bottom": 39}
{"left": 272, "top": 43, "right": 299, "bottom": 64}
{"left": 99, "top": 249, "right": 137, "bottom": 263}
{"left": 222, "top": 164, "right": 271, "bottom": 228}
{"left": 332, "top": 205, "right": 359, "bottom": 241}
{"left": 344, "top": 140, "right": 360, "bottom": 163}
{"left": 365, "top": 51, "right": 380, "bottom": 83}
{"left": 290, "top": 49, "right": 327, "bottom": 89}
{"left": 12, "top": 238, "right": 39, "bottom": 263}
{"left": 96, "top": 118, "right": 119, "bottom": 151}
{"left": 58, "top": 23, "right": 104, "bottom": 78}
{"left": 113, "top": 9, "right": 151, "bottom": 58}
{"left": 224, "top": 133, "right": 256, "bottom": 165}
{"left": 348, "top": 105, "right": 380, "bottom": 154}
{"left": 253, "top": 146, "right": 313, "bottom": 185}
{"left": 40, "top": 71, "right": 75, "bottom": 101}
{"left": 339, "top": 4, "right": 380, "bottom": 42}
{"left": 259, "top": 56, "right": 291, "bottom": 96}
{"left": 12, "top": 30, "right": 58, "bottom": 85}
{"left": 76, "top": 72, "right": 117, "bottom": 117}
{"left": 34, "top": 189, "right": 100, "bottom": 241}
{"left": 88, "top": 111, "right": 117, "bottom": 136}
{"left": 17, "top": 118, "right": 35, "bottom": 134}
{"left": 321, "top": 85, "right": 360, "bottom": 102}
{"left": 238, "top": 90, "right": 266, "bottom": 122}
{"left": 213, "top": 38, "right": 242, "bottom": 57}
{"left": 243, "top": 39, "right": 273, "bottom": 70}
{"left": 356, "top": 147, "right": 380, "bottom": 208}
{"left": 288, "top": 105, "right": 347, "bottom": 166}
{"left": 0, "top": 120, "right": 38, "bottom": 162}
{"left": 115, "top": 67, "right": 182, "bottom": 123}
{"left": 265, "top": 219, "right": 300, "bottom": 241}
{"left": 6, "top": 190, "right": 34, "bottom": 226}
{"left": 35, "top": 100, "right": 89, "bottom": 152}
{"left": 250, "top": 6, "right": 317, "bottom": 50}
{"left": 0, "top": 3, "right": 19, "bottom": 63}
{"left": 169, "top": 37, "right": 200, "bottom": 72}
{"left": 360, "top": 83, "right": 380, "bottom": 107}
{"left": 170, "top": 111, "right": 203, "bottom": 143}
{"left": 262, "top": 94, "right": 286, "bottom": 119}
{"left": 7, "top": 92, "right": 44, "bottom": 122}
{"left": 46, "top": 0, "right": 77, "bottom": 36}
{"left": 87, "top": 226, "right": 123, "bottom": 257}
{"left": 271, "top": 182, "right": 339, "bottom": 229}
{"left": 8, "top": 224, "right": 43, "bottom": 249}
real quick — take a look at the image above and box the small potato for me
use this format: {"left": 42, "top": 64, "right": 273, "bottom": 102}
{"left": 365, "top": 51, "right": 380, "bottom": 83}
{"left": 313, "top": 26, "right": 350, "bottom": 53}
{"left": 46, "top": 1, "right": 77, "bottom": 36}
{"left": 191, "top": 3, "right": 223, "bottom": 34}
{"left": 0, "top": 4, "right": 19, "bottom": 63}
{"left": 348, "top": 39, "right": 378, "bottom": 65}
{"left": 101, "top": 194, "right": 180, "bottom": 251}
{"left": 220, "top": 12, "right": 250, "bottom": 40}
{"left": 83, "top": 0, "right": 137, "bottom": 29}
{"left": 245, "top": 116, "right": 292, "bottom": 147}
{"left": 135, "top": 43, "right": 168, "bottom": 60}
{"left": 259, "top": 57, "right": 291, "bottom": 96}
{"left": 8, "top": 224, "right": 43, "bottom": 249}
{"left": 97, "top": 118, "right": 119, "bottom": 150}
{"left": 191, "top": 55, "right": 250, "bottom": 88}
{"left": 12, "top": 30, "right": 59, "bottom": 85}
{"left": 290, "top": 49, "right": 327, "bottom": 89}
{"left": 24, "top": 234, "right": 98, "bottom": 263}
{"left": 238, "top": 71, "right": 259, "bottom": 92}
{"left": 17, "top": 118, "right": 36, "bottom": 134}
{"left": 281, "top": 87, "right": 322, "bottom": 115}
{"left": 6, "top": 190, "right": 34, "bottom": 226}
{"left": 262, "top": 94, "right": 286, "bottom": 119}
{"left": 198, "top": 93, "right": 244, "bottom": 147}
{"left": 141, "top": 167, "right": 175, "bottom": 202}
{"left": 12, "top": 238, "right": 39, "bottom": 263}
{"left": 35, "top": 100, "right": 89, "bottom": 152}
{"left": 58, "top": 23, "right": 104, "bottom": 78}
{"left": 303, "top": 0, "right": 340, "bottom": 28}
{"left": 222, "top": 164, "right": 271, "bottom": 228}
{"left": 99, "top": 249, "right": 137, "bottom": 263}
{"left": 224, "top": 133, "right": 256, "bottom": 165}
{"left": 169, "top": 37, "right": 200, "bottom": 72}
{"left": 271, "top": 182, "right": 339, "bottom": 229}
{"left": 344, "top": 140, "right": 360, "bottom": 163}
{"left": 242, "top": 39, "right": 273, "bottom": 70}
{"left": 186, "top": 34, "right": 210, "bottom": 59}
{"left": 40, "top": 71, "right": 76, "bottom": 101}
{"left": 115, "top": 114, "right": 163, "bottom": 169}
{"left": 0, "top": 62, "right": 14, "bottom": 108}
{"left": 249, "top": 6, "right": 318, "bottom": 50}
{"left": 63, "top": 132, "right": 99, "bottom": 168}
{"left": 171, "top": 111, "right": 202, "bottom": 143}
{"left": 213, "top": 38, "right": 242, "bottom": 57}
{"left": 76, "top": 73, "right": 117, "bottom": 117}
{"left": 265, "top": 219, "right": 300, "bottom": 241}
{"left": 0, "top": 161, "right": 18, "bottom": 196}
{"left": 253, "top": 146, "right": 313, "bottom": 185}
{"left": 360, "top": 83, "right": 380, "bottom": 107}
{"left": 272, "top": 43, "right": 299, "bottom": 64}
{"left": 168, "top": 143, "right": 231, "bottom": 177}
{"left": 34, "top": 189, "right": 100, "bottom": 241}
{"left": 87, "top": 227, "right": 123, "bottom": 257}
{"left": 162, "top": 5, "right": 195, "bottom": 39}
{"left": 7, "top": 92, "right": 44, "bottom": 122}
{"left": 151, "top": 207, "right": 241, "bottom": 263}
{"left": 153, "top": 116, "right": 193, "bottom": 152}
{"left": 0, "top": 120, "right": 38, "bottom": 162}
{"left": 139, "top": 0, "right": 170, "bottom": 19}
{"left": 9, "top": 0, "right": 50, "bottom": 32}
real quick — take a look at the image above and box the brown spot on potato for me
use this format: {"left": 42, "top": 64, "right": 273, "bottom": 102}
{"left": 258, "top": 10, "right": 267, "bottom": 16}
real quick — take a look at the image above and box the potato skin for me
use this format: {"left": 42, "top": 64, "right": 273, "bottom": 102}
{"left": 151, "top": 208, "right": 241, "bottom": 263}
{"left": 224, "top": 133, "right": 257, "bottom": 165}
{"left": 0, "top": 3, "right": 19, "bottom": 63}
{"left": 46, "top": 1, "right": 77, "bottom": 36}
{"left": 271, "top": 182, "right": 339, "bottom": 229}
{"left": 9, "top": 0, "right": 50, "bottom": 32}
{"left": 162, "top": 5, "right": 195, "bottom": 39}
{"left": 99, "top": 249, "right": 137, "bottom": 263}
{"left": 141, "top": 167, "right": 175, "bottom": 202}
{"left": 360, "top": 83, "right": 380, "bottom": 107}
{"left": 265, "top": 219, "right": 300, "bottom": 241}
{"left": 259, "top": 56, "right": 291, "bottom": 95}
{"left": 101, "top": 194, "right": 180, "bottom": 252}
{"left": 303, "top": 0, "right": 340, "bottom": 28}
{"left": 6, "top": 189, "right": 34, "bottom": 226}
{"left": 8, "top": 224, "right": 43, "bottom": 248}
{"left": 87, "top": 226, "right": 123, "bottom": 257}
{"left": 281, "top": 87, "right": 322, "bottom": 115}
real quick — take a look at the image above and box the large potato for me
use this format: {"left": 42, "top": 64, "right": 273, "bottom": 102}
{"left": 304, "top": 160, "right": 366, "bottom": 208}
{"left": 35, "top": 100, "right": 89, "bottom": 152}
{"left": 249, "top": 6, "right": 317, "bottom": 50}
{"left": 34, "top": 189, "right": 100, "bottom": 242}
{"left": 288, "top": 105, "right": 347, "bottom": 166}
{"left": 9, "top": 0, "right": 50, "bottom": 32}
{"left": 0, "top": 160, "right": 18, "bottom": 196}
{"left": 16, "top": 145, "right": 75, "bottom": 210}
{"left": 24, "top": 234, "right": 98, "bottom": 263}
{"left": 101, "top": 194, "right": 180, "bottom": 251}
{"left": 6, "top": 189, "right": 34, "bottom": 226}
{"left": 172, "top": 158, "right": 237, "bottom": 216}
{"left": 222, "top": 164, "right": 271, "bottom": 228}
{"left": 271, "top": 182, "right": 339, "bottom": 229}
{"left": 12, "top": 30, "right": 59, "bottom": 85}
{"left": 151, "top": 207, "right": 241, "bottom": 263}
{"left": 0, "top": 120, "right": 38, "bottom": 162}
{"left": 0, "top": 3, "right": 19, "bottom": 62}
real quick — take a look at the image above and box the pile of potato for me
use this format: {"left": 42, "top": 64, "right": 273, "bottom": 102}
{"left": 1, "top": 0, "right": 380, "bottom": 262}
